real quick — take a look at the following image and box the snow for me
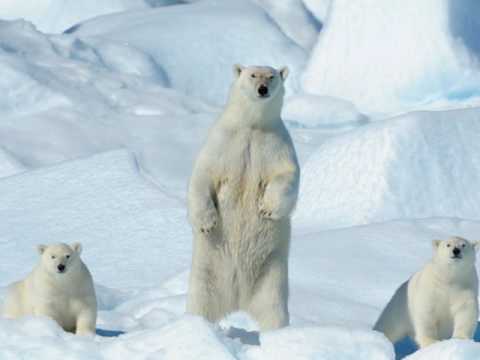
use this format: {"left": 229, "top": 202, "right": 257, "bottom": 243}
{"left": 296, "top": 108, "right": 480, "bottom": 230}
{"left": 283, "top": 94, "right": 369, "bottom": 130}
{"left": 0, "top": 19, "right": 215, "bottom": 194}
{"left": 302, "top": 0, "right": 480, "bottom": 113}
{"left": 302, "top": 0, "right": 331, "bottom": 23}
{"left": 0, "top": 0, "right": 182, "bottom": 34}
{"left": 406, "top": 340, "right": 480, "bottom": 360}
{"left": 0, "top": 148, "right": 25, "bottom": 178}
{"left": 253, "top": 0, "right": 321, "bottom": 50}
{"left": 245, "top": 326, "right": 394, "bottom": 360}
{"left": 68, "top": 1, "right": 307, "bottom": 106}
{"left": 0, "top": 150, "right": 189, "bottom": 289}
{"left": 0, "top": 1, "right": 480, "bottom": 359}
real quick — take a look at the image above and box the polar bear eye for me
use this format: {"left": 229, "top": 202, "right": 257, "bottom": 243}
{"left": 251, "top": 74, "right": 256, "bottom": 78}
{"left": 66, "top": 255, "right": 70, "bottom": 259}
{"left": 268, "top": 75, "right": 274, "bottom": 80}
{"left": 446, "top": 244, "right": 451, "bottom": 247}
{"left": 462, "top": 244, "right": 466, "bottom": 248}
{"left": 51, "top": 255, "right": 56, "bottom": 259}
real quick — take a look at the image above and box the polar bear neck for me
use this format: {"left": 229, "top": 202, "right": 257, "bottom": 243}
{"left": 221, "top": 87, "right": 284, "bottom": 130}
{"left": 428, "top": 259, "right": 477, "bottom": 286}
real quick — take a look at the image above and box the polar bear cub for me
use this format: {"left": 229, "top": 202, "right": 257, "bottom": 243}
{"left": 187, "top": 64, "right": 299, "bottom": 331}
{"left": 2, "top": 243, "right": 97, "bottom": 335}
{"left": 374, "top": 236, "right": 479, "bottom": 348}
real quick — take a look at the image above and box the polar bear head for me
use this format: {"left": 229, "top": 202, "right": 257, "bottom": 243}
{"left": 232, "top": 64, "right": 289, "bottom": 103}
{"left": 432, "top": 236, "right": 479, "bottom": 267}
{"left": 37, "top": 242, "right": 83, "bottom": 275}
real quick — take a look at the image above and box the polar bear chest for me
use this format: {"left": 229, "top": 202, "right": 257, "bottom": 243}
{"left": 208, "top": 128, "right": 290, "bottom": 260}
{"left": 426, "top": 294, "right": 454, "bottom": 338}
{"left": 213, "top": 129, "right": 281, "bottom": 203}
{"left": 410, "top": 276, "right": 475, "bottom": 339}
{"left": 35, "top": 289, "right": 86, "bottom": 331}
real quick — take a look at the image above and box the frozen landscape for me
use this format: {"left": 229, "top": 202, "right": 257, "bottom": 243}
{"left": 0, "top": 0, "right": 480, "bottom": 359}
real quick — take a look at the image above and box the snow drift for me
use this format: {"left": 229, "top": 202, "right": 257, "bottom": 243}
{"left": 0, "top": 0, "right": 182, "bottom": 34}
{"left": 0, "top": 149, "right": 190, "bottom": 289}
{"left": 0, "top": 148, "right": 25, "bottom": 178}
{"left": 0, "top": 19, "right": 216, "bottom": 195}
{"left": 68, "top": 1, "right": 307, "bottom": 105}
{"left": 296, "top": 107, "right": 480, "bottom": 229}
{"left": 0, "top": 314, "right": 397, "bottom": 360}
{"left": 302, "top": 0, "right": 480, "bottom": 113}
{"left": 254, "top": 0, "right": 321, "bottom": 50}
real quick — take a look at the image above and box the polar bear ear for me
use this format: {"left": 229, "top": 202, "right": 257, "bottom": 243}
{"left": 279, "top": 66, "right": 289, "bottom": 81}
{"left": 37, "top": 244, "right": 47, "bottom": 255}
{"left": 472, "top": 241, "right": 480, "bottom": 252}
{"left": 432, "top": 239, "right": 442, "bottom": 249}
{"left": 233, "top": 64, "right": 245, "bottom": 78}
{"left": 72, "top": 242, "right": 82, "bottom": 255}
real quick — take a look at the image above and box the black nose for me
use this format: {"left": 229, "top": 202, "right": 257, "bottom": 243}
{"left": 453, "top": 248, "right": 461, "bottom": 256}
{"left": 258, "top": 85, "right": 268, "bottom": 96}
{"left": 57, "top": 264, "right": 65, "bottom": 272}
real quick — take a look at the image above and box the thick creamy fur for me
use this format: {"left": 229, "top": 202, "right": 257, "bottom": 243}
{"left": 374, "top": 236, "right": 479, "bottom": 348}
{"left": 2, "top": 243, "right": 97, "bottom": 335}
{"left": 187, "top": 65, "right": 299, "bottom": 330}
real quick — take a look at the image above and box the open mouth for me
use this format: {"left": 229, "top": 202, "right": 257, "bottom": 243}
{"left": 451, "top": 255, "right": 462, "bottom": 260}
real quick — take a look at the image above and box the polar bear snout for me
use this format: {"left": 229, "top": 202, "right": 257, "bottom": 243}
{"left": 257, "top": 84, "right": 269, "bottom": 98}
{"left": 452, "top": 247, "right": 462, "bottom": 259}
{"left": 57, "top": 264, "right": 66, "bottom": 273}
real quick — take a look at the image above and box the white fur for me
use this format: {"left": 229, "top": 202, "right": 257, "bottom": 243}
{"left": 374, "top": 236, "right": 479, "bottom": 348}
{"left": 187, "top": 65, "right": 299, "bottom": 331}
{"left": 2, "top": 243, "right": 97, "bottom": 336}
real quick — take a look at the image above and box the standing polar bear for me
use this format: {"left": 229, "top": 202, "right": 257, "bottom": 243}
{"left": 187, "top": 64, "right": 299, "bottom": 330}
{"left": 2, "top": 243, "right": 97, "bottom": 336}
{"left": 374, "top": 236, "right": 479, "bottom": 348}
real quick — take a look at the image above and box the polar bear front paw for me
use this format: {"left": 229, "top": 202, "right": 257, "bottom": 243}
{"left": 198, "top": 208, "right": 218, "bottom": 234}
{"left": 258, "top": 202, "right": 280, "bottom": 220}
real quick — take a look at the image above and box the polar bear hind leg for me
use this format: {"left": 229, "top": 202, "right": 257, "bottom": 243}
{"left": 374, "top": 281, "right": 411, "bottom": 344}
{"left": 247, "top": 253, "right": 289, "bottom": 331}
{"left": 187, "top": 247, "right": 234, "bottom": 323}
{"left": 2, "top": 282, "right": 24, "bottom": 318}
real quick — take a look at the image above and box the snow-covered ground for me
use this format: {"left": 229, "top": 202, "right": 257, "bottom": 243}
{"left": 1, "top": 1, "right": 480, "bottom": 359}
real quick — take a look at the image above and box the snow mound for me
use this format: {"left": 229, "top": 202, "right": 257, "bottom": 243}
{"left": 0, "top": 19, "right": 215, "bottom": 193}
{"left": 0, "top": 315, "right": 234, "bottom": 360}
{"left": 245, "top": 326, "right": 394, "bottom": 359}
{"left": 0, "top": 148, "right": 25, "bottom": 178}
{"left": 0, "top": 0, "right": 181, "bottom": 34}
{"left": 284, "top": 94, "right": 369, "bottom": 129}
{"left": 102, "top": 316, "right": 236, "bottom": 360}
{"left": 302, "top": 0, "right": 331, "bottom": 23}
{"left": 0, "top": 314, "right": 396, "bottom": 360}
{"left": 295, "top": 107, "right": 480, "bottom": 229}
{"left": 0, "top": 19, "right": 171, "bottom": 117}
{"left": 0, "top": 149, "right": 190, "bottom": 288}
{"left": 69, "top": 1, "right": 306, "bottom": 105}
{"left": 302, "top": 0, "right": 480, "bottom": 113}
{"left": 254, "top": 0, "right": 321, "bottom": 50}
{"left": 406, "top": 339, "right": 480, "bottom": 360}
